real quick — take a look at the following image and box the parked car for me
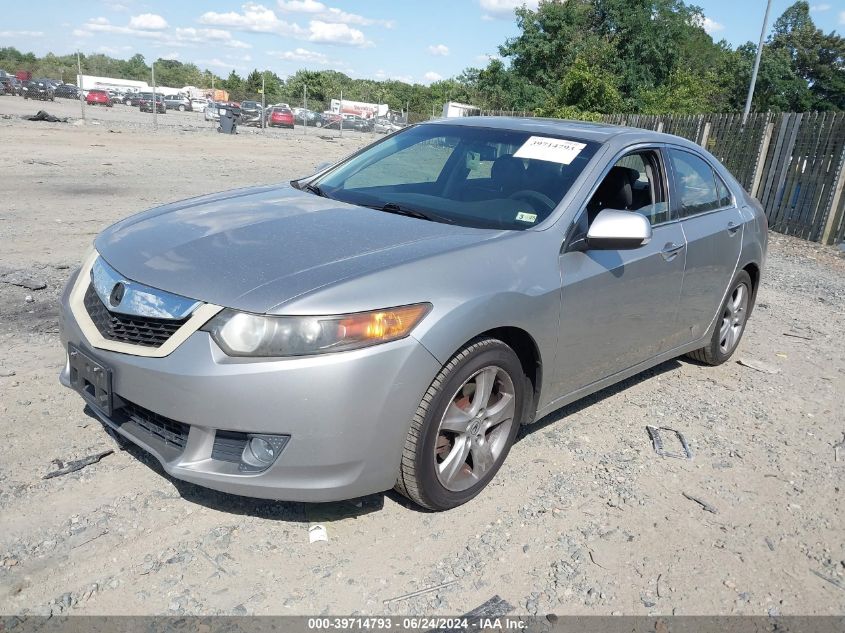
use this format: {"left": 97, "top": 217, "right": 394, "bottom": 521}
{"left": 4, "top": 77, "right": 23, "bottom": 95}
{"left": 163, "top": 94, "right": 191, "bottom": 111}
{"left": 205, "top": 101, "right": 241, "bottom": 122}
{"left": 349, "top": 115, "right": 374, "bottom": 132}
{"left": 373, "top": 117, "right": 403, "bottom": 134}
{"left": 139, "top": 93, "right": 166, "bottom": 114}
{"left": 54, "top": 84, "right": 80, "bottom": 99}
{"left": 0, "top": 77, "right": 14, "bottom": 95}
{"left": 320, "top": 111, "right": 342, "bottom": 128}
{"left": 190, "top": 98, "right": 208, "bottom": 113}
{"left": 22, "top": 80, "right": 54, "bottom": 101}
{"left": 58, "top": 118, "right": 767, "bottom": 510}
{"left": 124, "top": 92, "right": 143, "bottom": 107}
{"left": 293, "top": 107, "right": 322, "bottom": 127}
{"left": 240, "top": 100, "right": 264, "bottom": 126}
{"left": 267, "top": 107, "right": 294, "bottom": 129}
{"left": 86, "top": 89, "right": 113, "bottom": 107}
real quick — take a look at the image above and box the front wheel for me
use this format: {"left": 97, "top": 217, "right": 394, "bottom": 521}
{"left": 687, "top": 270, "right": 753, "bottom": 366}
{"left": 395, "top": 337, "right": 527, "bottom": 511}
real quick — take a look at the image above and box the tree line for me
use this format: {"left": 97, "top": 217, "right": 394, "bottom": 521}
{"left": 1, "top": 1, "right": 841, "bottom": 117}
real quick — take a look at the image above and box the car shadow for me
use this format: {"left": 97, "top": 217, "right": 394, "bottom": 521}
{"left": 518, "top": 357, "right": 684, "bottom": 438}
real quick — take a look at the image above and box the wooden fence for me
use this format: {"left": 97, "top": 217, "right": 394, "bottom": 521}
{"left": 600, "top": 112, "right": 845, "bottom": 244}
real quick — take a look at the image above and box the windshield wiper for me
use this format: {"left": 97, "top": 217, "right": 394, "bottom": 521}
{"left": 366, "top": 202, "right": 455, "bottom": 224}
{"left": 303, "top": 182, "right": 328, "bottom": 198}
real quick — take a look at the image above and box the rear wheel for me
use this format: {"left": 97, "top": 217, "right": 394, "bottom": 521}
{"left": 395, "top": 337, "right": 527, "bottom": 510}
{"left": 179, "top": 105, "right": 185, "bottom": 112}
{"left": 687, "top": 270, "right": 753, "bottom": 366}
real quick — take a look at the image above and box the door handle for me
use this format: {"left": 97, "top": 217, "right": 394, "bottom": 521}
{"left": 727, "top": 221, "right": 741, "bottom": 235}
{"left": 661, "top": 242, "right": 684, "bottom": 261}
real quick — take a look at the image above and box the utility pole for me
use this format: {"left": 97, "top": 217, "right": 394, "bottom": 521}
{"left": 151, "top": 60, "right": 158, "bottom": 130}
{"left": 303, "top": 84, "right": 307, "bottom": 135}
{"left": 261, "top": 72, "right": 266, "bottom": 130}
{"left": 339, "top": 89, "right": 343, "bottom": 138}
{"left": 742, "top": 0, "right": 773, "bottom": 125}
{"left": 76, "top": 51, "right": 85, "bottom": 122}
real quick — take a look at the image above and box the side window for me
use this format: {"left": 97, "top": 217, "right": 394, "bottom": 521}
{"left": 668, "top": 150, "right": 721, "bottom": 217}
{"left": 715, "top": 173, "right": 733, "bottom": 208}
{"left": 585, "top": 150, "right": 669, "bottom": 226}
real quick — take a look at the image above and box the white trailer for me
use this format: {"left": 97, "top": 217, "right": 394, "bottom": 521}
{"left": 442, "top": 101, "right": 480, "bottom": 118}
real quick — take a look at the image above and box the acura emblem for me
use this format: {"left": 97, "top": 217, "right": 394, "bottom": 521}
{"left": 109, "top": 282, "right": 126, "bottom": 307}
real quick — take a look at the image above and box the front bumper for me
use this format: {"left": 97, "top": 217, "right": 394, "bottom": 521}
{"left": 59, "top": 281, "right": 441, "bottom": 502}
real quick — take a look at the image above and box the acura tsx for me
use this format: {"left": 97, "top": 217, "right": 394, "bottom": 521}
{"left": 59, "top": 117, "right": 767, "bottom": 510}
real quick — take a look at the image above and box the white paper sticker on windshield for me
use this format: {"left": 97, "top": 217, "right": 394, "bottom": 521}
{"left": 515, "top": 212, "right": 537, "bottom": 223}
{"left": 514, "top": 136, "right": 586, "bottom": 165}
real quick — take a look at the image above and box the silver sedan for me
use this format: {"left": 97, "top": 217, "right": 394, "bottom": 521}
{"left": 59, "top": 117, "right": 767, "bottom": 510}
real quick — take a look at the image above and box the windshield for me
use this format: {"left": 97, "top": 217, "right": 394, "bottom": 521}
{"left": 312, "top": 123, "right": 600, "bottom": 230}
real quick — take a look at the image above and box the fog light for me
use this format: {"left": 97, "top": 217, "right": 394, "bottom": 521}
{"left": 250, "top": 437, "right": 276, "bottom": 463}
{"left": 239, "top": 434, "right": 289, "bottom": 472}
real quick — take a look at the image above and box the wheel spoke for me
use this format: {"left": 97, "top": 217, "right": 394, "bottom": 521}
{"left": 469, "top": 441, "right": 495, "bottom": 479}
{"left": 732, "top": 285, "right": 745, "bottom": 312}
{"left": 484, "top": 392, "right": 515, "bottom": 429}
{"left": 440, "top": 402, "right": 472, "bottom": 433}
{"left": 468, "top": 367, "right": 496, "bottom": 417}
{"left": 719, "top": 318, "right": 731, "bottom": 344}
{"left": 438, "top": 435, "right": 470, "bottom": 485}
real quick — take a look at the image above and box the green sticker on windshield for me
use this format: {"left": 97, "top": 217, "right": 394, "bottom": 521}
{"left": 516, "top": 212, "right": 538, "bottom": 223}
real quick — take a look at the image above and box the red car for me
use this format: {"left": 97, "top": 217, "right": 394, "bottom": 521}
{"left": 268, "top": 107, "right": 294, "bottom": 129}
{"left": 86, "top": 89, "right": 112, "bottom": 107}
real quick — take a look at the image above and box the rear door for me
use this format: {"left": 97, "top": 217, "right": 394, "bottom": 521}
{"left": 666, "top": 148, "right": 743, "bottom": 345}
{"left": 555, "top": 146, "right": 687, "bottom": 396}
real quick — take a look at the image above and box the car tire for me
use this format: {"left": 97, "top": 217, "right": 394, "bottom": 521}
{"left": 687, "top": 269, "right": 753, "bottom": 366}
{"left": 395, "top": 337, "right": 527, "bottom": 511}
{"left": 179, "top": 105, "right": 185, "bottom": 111}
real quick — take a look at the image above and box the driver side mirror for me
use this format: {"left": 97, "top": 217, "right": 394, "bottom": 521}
{"left": 579, "top": 209, "right": 652, "bottom": 251}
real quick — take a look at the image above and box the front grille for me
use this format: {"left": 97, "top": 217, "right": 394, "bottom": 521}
{"left": 120, "top": 399, "right": 190, "bottom": 450}
{"left": 84, "top": 284, "right": 188, "bottom": 347}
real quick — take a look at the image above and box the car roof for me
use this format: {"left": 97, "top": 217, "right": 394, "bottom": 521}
{"left": 422, "top": 116, "right": 701, "bottom": 150}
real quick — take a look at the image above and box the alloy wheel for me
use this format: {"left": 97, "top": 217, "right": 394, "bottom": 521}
{"left": 719, "top": 282, "right": 749, "bottom": 354}
{"left": 434, "top": 365, "right": 516, "bottom": 492}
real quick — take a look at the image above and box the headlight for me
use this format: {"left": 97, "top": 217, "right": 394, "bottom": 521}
{"left": 203, "top": 303, "right": 431, "bottom": 357}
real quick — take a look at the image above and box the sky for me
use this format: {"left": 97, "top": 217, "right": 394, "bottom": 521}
{"left": 0, "top": 0, "right": 843, "bottom": 84}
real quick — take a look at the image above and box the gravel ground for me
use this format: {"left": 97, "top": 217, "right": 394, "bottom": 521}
{"left": 0, "top": 95, "right": 844, "bottom": 617}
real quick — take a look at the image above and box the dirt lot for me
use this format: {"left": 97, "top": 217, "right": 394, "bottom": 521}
{"left": 1, "top": 96, "right": 844, "bottom": 617}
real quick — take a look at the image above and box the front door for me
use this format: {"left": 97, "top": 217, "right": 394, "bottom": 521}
{"left": 554, "top": 148, "right": 687, "bottom": 397}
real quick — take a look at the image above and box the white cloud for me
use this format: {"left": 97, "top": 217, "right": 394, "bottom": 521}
{"left": 307, "top": 20, "right": 372, "bottom": 46}
{"left": 277, "top": 0, "right": 395, "bottom": 28}
{"left": 479, "top": 0, "right": 538, "bottom": 17}
{"left": 475, "top": 53, "right": 502, "bottom": 64}
{"left": 81, "top": 17, "right": 167, "bottom": 39}
{"left": 98, "top": 44, "right": 132, "bottom": 54}
{"left": 277, "top": 0, "right": 324, "bottom": 12}
{"left": 174, "top": 27, "right": 252, "bottom": 49}
{"left": 423, "top": 71, "right": 443, "bottom": 83}
{"left": 428, "top": 44, "right": 449, "bottom": 56}
{"left": 810, "top": 4, "right": 831, "bottom": 12}
{"left": 270, "top": 47, "right": 330, "bottom": 64}
{"left": 162, "top": 51, "right": 180, "bottom": 60}
{"left": 0, "top": 30, "right": 44, "bottom": 37}
{"left": 697, "top": 15, "right": 725, "bottom": 34}
{"left": 200, "top": 3, "right": 305, "bottom": 36}
{"left": 72, "top": 29, "right": 93, "bottom": 38}
{"left": 840, "top": 10, "right": 845, "bottom": 24}
{"left": 128, "top": 13, "right": 168, "bottom": 30}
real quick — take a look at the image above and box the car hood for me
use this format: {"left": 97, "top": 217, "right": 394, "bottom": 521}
{"left": 95, "top": 185, "right": 496, "bottom": 314}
